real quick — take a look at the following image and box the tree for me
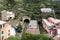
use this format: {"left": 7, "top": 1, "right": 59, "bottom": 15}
{"left": 1, "top": 0, "right": 16, "bottom": 10}
{"left": 21, "top": 33, "right": 54, "bottom": 40}
{"left": 23, "top": 0, "right": 40, "bottom": 3}
{"left": 23, "top": 0, "right": 52, "bottom": 20}
{"left": 17, "top": 24, "right": 23, "bottom": 32}
{"left": 7, "top": 35, "right": 20, "bottom": 40}
{"left": 6, "top": 0, "right": 16, "bottom": 7}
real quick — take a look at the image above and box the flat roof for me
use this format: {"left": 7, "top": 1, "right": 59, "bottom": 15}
{"left": 29, "top": 20, "right": 37, "bottom": 25}
{"left": 1, "top": 10, "right": 14, "bottom": 15}
{"left": 55, "top": 19, "right": 60, "bottom": 23}
{"left": 41, "top": 8, "right": 52, "bottom": 12}
{"left": 0, "top": 20, "right": 6, "bottom": 25}
{"left": 42, "top": 19, "right": 54, "bottom": 26}
{"left": 48, "top": 17, "right": 60, "bottom": 24}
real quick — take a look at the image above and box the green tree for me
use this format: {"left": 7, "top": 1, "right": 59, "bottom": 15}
{"left": 23, "top": 0, "right": 52, "bottom": 20}
{"left": 7, "top": 35, "right": 20, "bottom": 40}
{"left": 6, "top": 0, "right": 16, "bottom": 8}
{"left": 1, "top": 0, "right": 16, "bottom": 10}
{"left": 17, "top": 24, "right": 23, "bottom": 32}
{"left": 21, "top": 33, "right": 54, "bottom": 40}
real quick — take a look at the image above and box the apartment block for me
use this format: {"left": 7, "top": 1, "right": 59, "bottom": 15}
{"left": 42, "top": 17, "right": 60, "bottom": 37}
{"left": 0, "top": 21, "right": 16, "bottom": 40}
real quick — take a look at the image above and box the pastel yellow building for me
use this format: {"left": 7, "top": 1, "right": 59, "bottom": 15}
{"left": 0, "top": 21, "right": 16, "bottom": 40}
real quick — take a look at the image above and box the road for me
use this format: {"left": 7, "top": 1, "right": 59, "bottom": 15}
{"left": 18, "top": 22, "right": 27, "bottom": 40}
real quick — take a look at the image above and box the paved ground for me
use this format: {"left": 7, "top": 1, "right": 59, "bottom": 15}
{"left": 54, "top": 36, "right": 60, "bottom": 40}
{"left": 26, "top": 27, "right": 40, "bottom": 34}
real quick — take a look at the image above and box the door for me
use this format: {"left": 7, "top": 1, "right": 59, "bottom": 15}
{"left": 2, "top": 36, "right": 4, "bottom": 40}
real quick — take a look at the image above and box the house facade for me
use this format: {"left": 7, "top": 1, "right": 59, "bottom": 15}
{"left": 42, "top": 17, "right": 60, "bottom": 37}
{"left": 0, "top": 21, "right": 16, "bottom": 40}
{"left": 1, "top": 10, "right": 15, "bottom": 20}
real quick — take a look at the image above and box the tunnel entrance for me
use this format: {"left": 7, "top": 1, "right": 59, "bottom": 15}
{"left": 24, "top": 19, "right": 30, "bottom": 23}
{"left": 37, "top": 21, "right": 42, "bottom": 26}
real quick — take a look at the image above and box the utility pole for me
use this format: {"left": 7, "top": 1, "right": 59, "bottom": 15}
{"left": 52, "top": 10, "right": 56, "bottom": 18}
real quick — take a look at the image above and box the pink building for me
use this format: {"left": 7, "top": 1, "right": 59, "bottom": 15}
{"left": 42, "top": 17, "right": 60, "bottom": 37}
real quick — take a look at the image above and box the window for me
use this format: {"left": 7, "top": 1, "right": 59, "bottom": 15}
{"left": 56, "top": 24, "right": 59, "bottom": 26}
{"left": 8, "top": 30, "right": 10, "bottom": 32}
{"left": 2, "top": 36, "right": 4, "bottom": 40}
{"left": 30, "top": 25, "right": 31, "bottom": 27}
{"left": 8, "top": 30, "right": 10, "bottom": 36}
{"left": 53, "top": 26, "right": 56, "bottom": 28}
{"left": 0, "top": 25, "right": 2, "bottom": 28}
{"left": 2, "top": 31, "right": 4, "bottom": 34}
{"left": 8, "top": 33, "right": 10, "bottom": 36}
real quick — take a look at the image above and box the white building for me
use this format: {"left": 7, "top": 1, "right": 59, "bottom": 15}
{"left": 1, "top": 10, "right": 15, "bottom": 20}
{"left": 41, "top": 8, "right": 52, "bottom": 13}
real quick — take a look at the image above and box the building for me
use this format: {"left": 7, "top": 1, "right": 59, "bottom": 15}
{"left": 42, "top": 17, "right": 60, "bottom": 37}
{"left": 26, "top": 20, "right": 40, "bottom": 34}
{"left": 41, "top": 8, "right": 52, "bottom": 13}
{"left": 40, "top": 8, "right": 56, "bottom": 18}
{"left": 0, "top": 20, "right": 16, "bottom": 40}
{"left": 1, "top": 10, "right": 15, "bottom": 20}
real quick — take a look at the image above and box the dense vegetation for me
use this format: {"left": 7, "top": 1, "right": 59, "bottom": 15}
{"left": 0, "top": 0, "right": 60, "bottom": 19}
{"left": 7, "top": 33, "right": 54, "bottom": 40}
{"left": 21, "top": 33, "right": 54, "bottom": 40}
{"left": 7, "top": 35, "right": 20, "bottom": 40}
